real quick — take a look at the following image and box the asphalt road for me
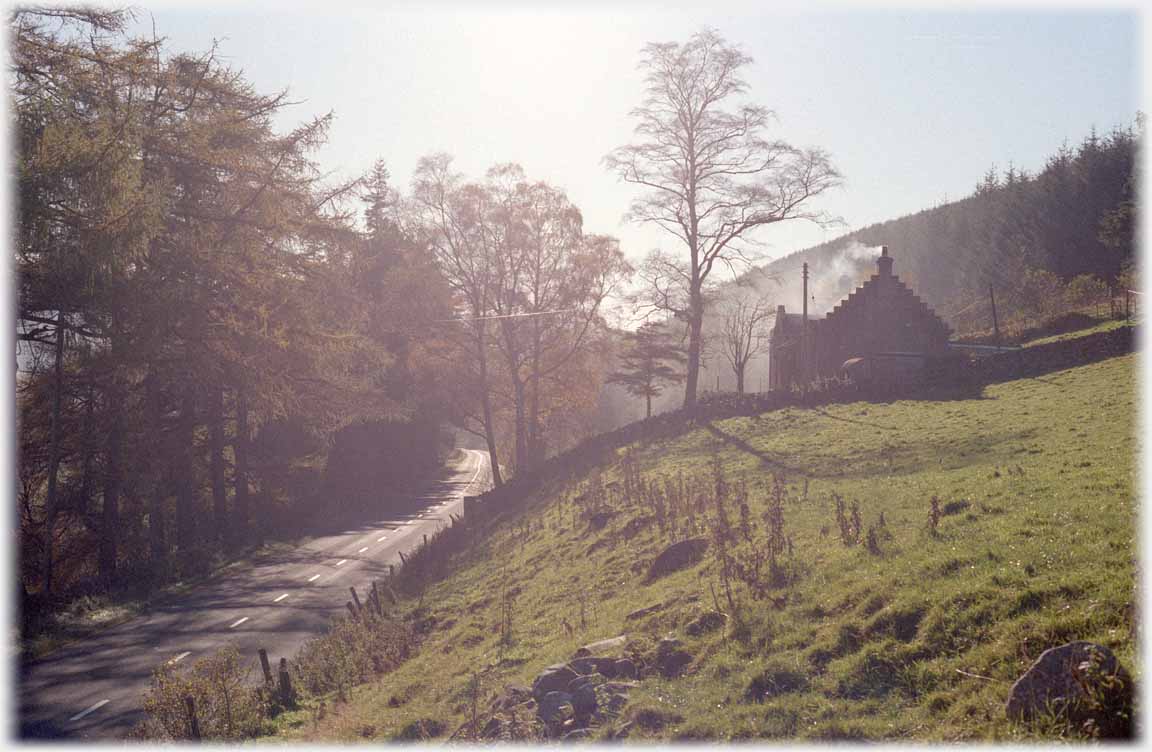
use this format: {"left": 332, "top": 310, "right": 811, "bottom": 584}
{"left": 17, "top": 449, "right": 490, "bottom": 740}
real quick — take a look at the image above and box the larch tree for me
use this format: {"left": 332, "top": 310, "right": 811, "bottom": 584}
{"left": 606, "top": 28, "right": 841, "bottom": 409}
{"left": 607, "top": 321, "right": 686, "bottom": 418}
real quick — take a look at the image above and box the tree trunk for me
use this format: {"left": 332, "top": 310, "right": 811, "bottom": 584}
{"left": 512, "top": 377, "right": 527, "bottom": 474}
{"left": 474, "top": 322, "right": 503, "bottom": 487}
{"left": 99, "top": 367, "right": 123, "bottom": 585}
{"left": 78, "top": 381, "right": 95, "bottom": 516}
{"left": 41, "top": 312, "right": 66, "bottom": 595}
{"left": 683, "top": 305, "right": 703, "bottom": 410}
{"left": 233, "top": 388, "right": 251, "bottom": 547}
{"left": 645, "top": 392, "right": 652, "bottom": 419}
{"left": 146, "top": 372, "right": 167, "bottom": 569}
{"left": 208, "top": 387, "right": 227, "bottom": 547}
{"left": 735, "top": 364, "right": 745, "bottom": 394}
{"left": 175, "top": 387, "right": 196, "bottom": 551}
{"left": 527, "top": 319, "right": 543, "bottom": 467}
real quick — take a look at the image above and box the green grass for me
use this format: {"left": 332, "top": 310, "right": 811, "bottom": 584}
{"left": 281, "top": 353, "right": 1137, "bottom": 743}
{"left": 1022, "top": 317, "right": 1130, "bottom": 348}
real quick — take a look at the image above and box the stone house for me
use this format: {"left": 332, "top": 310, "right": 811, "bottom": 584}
{"left": 768, "top": 247, "right": 952, "bottom": 389}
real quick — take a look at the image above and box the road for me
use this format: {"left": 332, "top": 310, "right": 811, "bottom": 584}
{"left": 18, "top": 449, "right": 490, "bottom": 740}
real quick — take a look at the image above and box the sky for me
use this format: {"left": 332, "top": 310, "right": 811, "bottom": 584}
{"left": 114, "top": 4, "right": 1139, "bottom": 278}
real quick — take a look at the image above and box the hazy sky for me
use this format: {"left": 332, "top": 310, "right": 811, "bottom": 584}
{"left": 128, "top": 4, "right": 1140, "bottom": 277}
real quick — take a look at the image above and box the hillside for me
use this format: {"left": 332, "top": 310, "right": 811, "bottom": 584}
{"left": 279, "top": 341, "right": 1137, "bottom": 742}
{"left": 743, "top": 122, "right": 1138, "bottom": 336}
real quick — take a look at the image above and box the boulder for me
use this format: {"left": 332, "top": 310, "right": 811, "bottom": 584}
{"left": 574, "top": 635, "right": 628, "bottom": 658}
{"left": 611, "top": 658, "right": 638, "bottom": 679}
{"left": 685, "top": 610, "right": 728, "bottom": 636}
{"left": 533, "top": 664, "right": 580, "bottom": 699}
{"left": 571, "top": 683, "right": 598, "bottom": 717}
{"left": 538, "top": 691, "right": 574, "bottom": 724}
{"left": 656, "top": 636, "right": 693, "bottom": 678}
{"left": 1005, "top": 641, "right": 1133, "bottom": 738}
{"left": 644, "top": 537, "right": 709, "bottom": 582}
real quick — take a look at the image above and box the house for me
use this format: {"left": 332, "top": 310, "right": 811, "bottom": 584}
{"left": 768, "top": 247, "right": 953, "bottom": 389}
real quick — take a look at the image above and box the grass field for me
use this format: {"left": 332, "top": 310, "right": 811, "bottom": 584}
{"left": 278, "top": 352, "right": 1138, "bottom": 742}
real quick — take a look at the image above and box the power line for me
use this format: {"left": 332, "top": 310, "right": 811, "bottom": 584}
{"left": 435, "top": 308, "right": 581, "bottom": 323}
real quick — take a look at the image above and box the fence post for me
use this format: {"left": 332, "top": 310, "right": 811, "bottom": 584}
{"left": 278, "top": 657, "right": 295, "bottom": 708}
{"left": 349, "top": 585, "right": 363, "bottom": 614}
{"left": 370, "top": 581, "right": 383, "bottom": 616}
{"left": 184, "top": 695, "right": 201, "bottom": 741}
{"left": 346, "top": 601, "right": 359, "bottom": 621}
{"left": 258, "top": 648, "right": 273, "bottom": 684}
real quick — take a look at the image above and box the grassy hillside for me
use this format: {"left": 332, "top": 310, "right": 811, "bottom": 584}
{"left": 280, "top": 352, "right": 1137, "bottom": 742}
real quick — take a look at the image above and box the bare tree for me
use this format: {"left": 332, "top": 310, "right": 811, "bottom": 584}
{"left": 718, "top": 294, "right": 772, "bottom": 394}
{"left": 410, "top": 154, "right": 505, "bottom": 486}
{"left": 606, "top": 28, "right": 841, "bottom": 409}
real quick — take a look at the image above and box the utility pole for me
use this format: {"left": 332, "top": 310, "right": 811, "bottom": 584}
{"left": 802, "top": 262, "right": 810, "bottom": 383}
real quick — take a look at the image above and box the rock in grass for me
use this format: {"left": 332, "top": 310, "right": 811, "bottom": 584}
{"left": 656, "top": 637, "right": 693, "bottom": 678}
{"left": 1005, "top": 641, "right": 1133, "bottom": 738}
{"left": 685, "top": 610, "right": 727, "bottom": 636}
{"left": 573, "top": 635, "right": 628, "bottom": 658}
{"left": 644, "top": 537, "right": 709, "bottom": 582}
{"left": 611, "top": 658, "right": 638, "bottom": 679}
{"left": 625, "top": 603, "right": 664, "bottom": 621}
{"left": 533, "top": 664, "right": 580, "bottom": 699}
{"left": 538, "top": 691, "right": 574, "bottom": 724}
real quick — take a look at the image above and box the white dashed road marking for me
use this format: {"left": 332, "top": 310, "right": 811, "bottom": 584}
{"left": 229, "top": 617, "right": 249, "bottom": 628}
{"left": 69, "top": 699, "right": 109, "bottom": 722}
{"left": 336, "top": 559, "right": 347, "bottom": 567}
{"left": 169, "top": 651, "right": 191, "bottom": 664}
{"left": 273, "top": 593, "right": 289, "bottom": 603}
{"left": 307, "top": 574, "right": 320, "bottom": 582}
{"left": 358, "top": 547, "right": 368, "bottom": 553}
{"left": 377, "top": 535, "right": 387, "bottom": 542}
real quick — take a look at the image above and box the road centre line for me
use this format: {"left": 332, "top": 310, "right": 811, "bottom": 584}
{"left": 336, "top": 559, "right": 347, "bottom": 566}
{"left": 229, "top": 617, "right": 249, "bottom": 628}
{"left": 307, "top": 574, "right": 320, "bottom": 582}
{"left": 69, "top": 699, "right": 109, "bottom": 722}
{"left": 358, "top": 546, "right": 368, "bottom": 553}
{"left": 273, "top": 593, "right": 289, "bottom": 603}
{"left": 169, "top": 651, "right": 191, "bottom": 664}
{"left": 377, "top": 535, "right": 387, "bottom": 542}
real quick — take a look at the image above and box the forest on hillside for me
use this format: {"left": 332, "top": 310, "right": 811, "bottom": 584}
{"left": 750, "top": 121, "right": 1140, "bottom": 335}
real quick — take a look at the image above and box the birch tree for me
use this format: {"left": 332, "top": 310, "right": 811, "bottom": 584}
{"left": 606, "top": 28, "right": 841, "bottom": 409}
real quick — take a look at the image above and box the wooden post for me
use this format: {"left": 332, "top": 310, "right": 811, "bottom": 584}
{"left": 258, "top": 648, "right": 273, "bottom": 684}
{"left": 989, "top": 284, "right": 1001, "bottom": 347}
{"left": 423, "top": 533, "right": 428, "bottom": 547}
{"left": 370, "top": 581, "right": 383, "bottom": 616}
{"left": 347, "top": 601, "right": 359, "bottom": 620}
{"left": 278, "top": 657, "right": 295, "bottom": 708}
{"left": 389, "top": 563, "right": 395, "bottom": 578}
{"left": 184, "top": 695, "right": 201, "bottom": 741}
{"left": 349, "top": 585, "right": 363, "bottom": 614}
{"left": 1125, "top": 289, "right": 1131, "bottom": 321}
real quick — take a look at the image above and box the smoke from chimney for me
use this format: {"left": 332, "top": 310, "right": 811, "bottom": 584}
{"left": 745, "top": 240, "right": 885, "bottom": 316}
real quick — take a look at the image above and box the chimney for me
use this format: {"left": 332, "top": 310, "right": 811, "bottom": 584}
{"left": 877, "top": 245, "right": 893, "bottom": 277}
